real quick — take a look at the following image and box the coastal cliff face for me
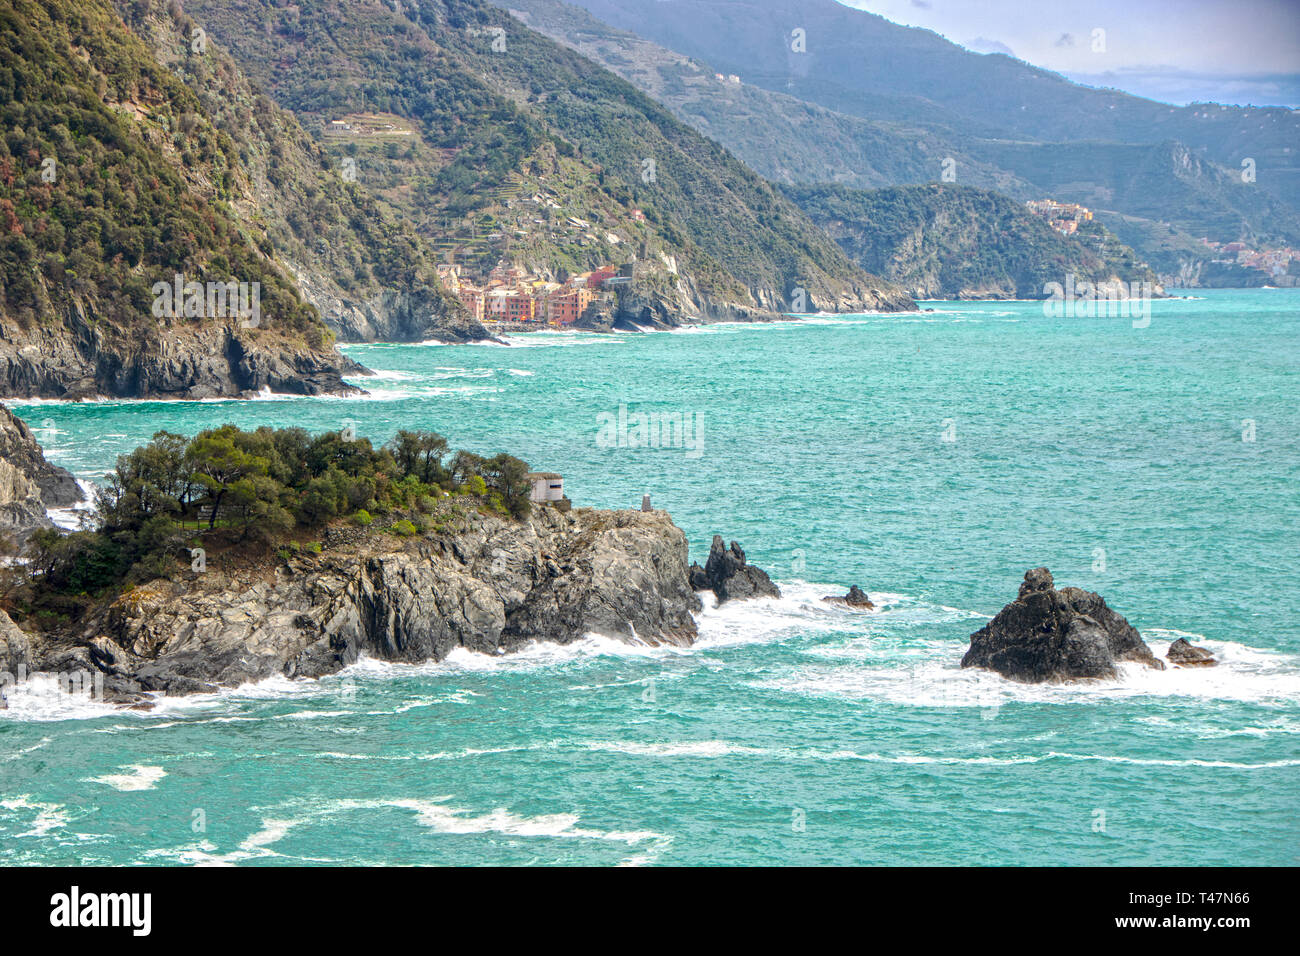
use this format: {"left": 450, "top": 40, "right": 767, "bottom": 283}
{"left": 291, "top": 277, "right": 488, "bottom": 345}
{"left": 20, "top": 507, "right": 702, "bottom": 704}
{"left": 0, "top": 314, "right": 365, "bottom": 401}
{"left": 575, "top": 267, "right": 910, "bottom": 332}
{"left": 0, "top": 403, "right": 82, "bottom": 543}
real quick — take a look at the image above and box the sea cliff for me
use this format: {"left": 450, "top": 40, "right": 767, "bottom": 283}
{"left": 0, "top": 402, "right": 83, "bottom": 545}
{"left": 5, "top": 505, "right": 739, "bottom": 707}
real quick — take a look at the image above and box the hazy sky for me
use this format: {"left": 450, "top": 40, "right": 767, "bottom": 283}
{"left": 844, "top": 0, "right": 1300, "bottom": 107}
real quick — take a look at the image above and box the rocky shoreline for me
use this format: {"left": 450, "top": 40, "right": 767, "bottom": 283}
{"left": 0, "top": 412, "right": 786, "bottom": 708}
{"left": 0, "top": 320, "right": 368, "bottom": 402}
{"left": 0, "top": 404, "right": 84, "bottom": 546}
{"left": 3, "top": 506, "right": 710, "bottom": 706}
{"left": 0, "top": 419, "right": 1221, "bottom": 708}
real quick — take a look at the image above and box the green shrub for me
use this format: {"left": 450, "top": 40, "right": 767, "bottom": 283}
{"left": 354, "top": 509, "right": 373, "bottom": 526}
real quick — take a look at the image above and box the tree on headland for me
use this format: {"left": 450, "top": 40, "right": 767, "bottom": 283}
{"left": 25, "top": 423, "right": 534, "bottom": 603}
{"left": 186, "top": 426, "right": 272, "bottom": 529}
{"left": 388, "top": 430, "right": 449, "bottom": 485}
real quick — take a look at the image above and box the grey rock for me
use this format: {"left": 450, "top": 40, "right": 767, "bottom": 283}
{"left": 295, "top": 279, "right": 489, "bottom": 344}
{"left": 824, "top": 585, "right": 874, "bottom": 609}
{"left": 23, "top": 507, "right": 703, "bottom": 706}
{"left": 0, "top": 403, "right": 84, "bottom": 544}
{"left": 689, "top": 535, "right": 781, "bottom": 604}
{"left": 962, "top": 567, "right": 1165, "bottom": 682}
{"left": 1167, "top": 637, "right": 1217, "bottom": 667}
{"left": 0, "top": 311, "right": 364, "bottom": 401}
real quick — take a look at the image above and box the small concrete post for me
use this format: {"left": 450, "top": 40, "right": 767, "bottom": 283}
{"left": 641, "top": 494, "right": 652, "bottom": 512}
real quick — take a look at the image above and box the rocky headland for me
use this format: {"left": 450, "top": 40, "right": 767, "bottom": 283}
{"left": 962, "top": 567, "right": 1165, "bottom": 682}
{"left": 0, "top": 315, "right": 367, "bottom": 402}
{"left": 1, "top": 503, "right": 785, "bottom": 707}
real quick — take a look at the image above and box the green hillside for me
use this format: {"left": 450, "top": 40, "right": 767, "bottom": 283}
{"left": 0, "top": 0, "right": 361, "bottom": 398}
{"left": 113, "top": 0, "right": 480, "bottom": 343}
{"left": 180, "top": 0, "right": 910, "bottom": 315}
{"left": 789, "top": 184, "right": 1160, "bottom": 300}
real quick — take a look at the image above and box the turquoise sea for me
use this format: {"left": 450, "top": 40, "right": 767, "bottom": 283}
{"left": 2, "top": 289, "right": 1298, "bottom": 865}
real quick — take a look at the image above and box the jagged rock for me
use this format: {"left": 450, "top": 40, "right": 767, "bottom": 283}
{"left": 21, "top": 507, "right": 704, "bottom": 706}
{"left": 0, "top": 609, "right": 32, "bottom": 709}
{"left": 574, "top": 300, "right": 617, "bottom": 332}
{"left": 296, "top": 279, "right": 489, "bottom": 344}
{"left": 689, "top": 535, "right": 781, "bottom": 605}
{"left": 823, "top": 585, "right": 874, "bottom": 609}
{"left": 962, "top": 568, "right": 1165, "bottom": 682}
{"left": 0, "top": 403, "right": 84, "bottom": 544}
{"left": 1167, "top": 637, "right": 1217, "bottom": 667}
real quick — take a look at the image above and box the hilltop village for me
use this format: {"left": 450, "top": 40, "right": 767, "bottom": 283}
{"left": 1025, "top": 199, "right": 1095, "bottom": 236}
{"left": 436, "top": 261, "right": 635, "bottom": 328}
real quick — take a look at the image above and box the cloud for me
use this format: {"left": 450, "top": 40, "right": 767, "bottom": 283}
{"left": 1054, "top": 32, "right": 1075, "bottom": 48}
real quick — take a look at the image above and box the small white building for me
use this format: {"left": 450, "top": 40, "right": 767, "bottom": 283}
{"left": 527, "top": 472, "right": 564, "bottom": 504}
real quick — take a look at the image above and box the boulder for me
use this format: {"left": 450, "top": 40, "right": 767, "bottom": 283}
{"left": 689, "top": 535, "right": 781, "bottom": 605}
{"left": 962, "top": 567, "right": 1165, "bottom": 682}
{"left": 1167, "top": 637, "right": 1217, "bottom": 667}
{"left": 823, "top": 585, "right": 875, "bottom": 609}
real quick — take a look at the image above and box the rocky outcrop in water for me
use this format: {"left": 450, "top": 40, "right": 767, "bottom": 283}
{"left": 823, "top": 585, "right": 874, "bottom": 609}
{"left": 961, "top": 568, "right": 1165, "bottom": 682}
{"left": 572, "top": 284, "right": 786, "bottom": 332}
{"left": 0, "top": 404, "right": 83, "bottom": 544}
{"left": 689, "top": 535, "right": 781, "bottom": 605}
{"left": 16, "top": 507, "right": 705, "bottom": 705}
{"left": 1167, "top": 637, "right": 1217, "bottom": 667}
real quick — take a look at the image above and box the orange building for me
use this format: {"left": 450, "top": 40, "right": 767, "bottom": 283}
{"left": 505, "top": 293, "right": 536, "bottom": 323}
{"left": 545, "top": 288, "right": 594, "bottom": 325}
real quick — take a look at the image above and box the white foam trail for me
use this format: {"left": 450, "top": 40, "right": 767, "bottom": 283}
{"left": 86, "top": 764, "right": 167, "bottom": 791}
{"left": 582, "top": 740, "right": 768, "bottom": 758}
{"left": 0, "top": 796, "right": 71, "bottom": 837}
{"left": 493, "top": 333, "right": 625, "bottom": 348}
{"left": 45, "top": 479, "right": 98, "bottom": 530}
{"left": 752, "top": 635, "right": 1300, "bottom": 707}
{"left": 0, "top": 675, "right": 120, "bottom": 722}
{"left": 357, "top": 369, "right": 416, "bottom": 381}
{"left": 155, "top": 797, "right": 672, "bottom": 866}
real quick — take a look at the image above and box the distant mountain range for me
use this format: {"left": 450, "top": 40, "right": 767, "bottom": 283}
{"left": 499, "top": 0, "right": 1300, "bottom": 282}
